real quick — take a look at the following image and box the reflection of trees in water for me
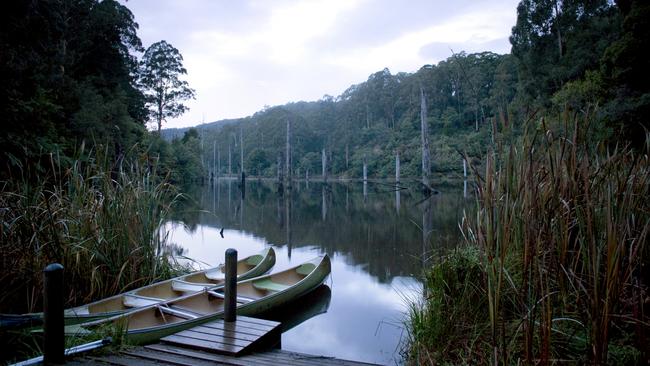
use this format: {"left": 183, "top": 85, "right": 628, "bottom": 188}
{"left": 171, "top": 180, "right": 471, "bottom": 283}
{"left": 161, "top": 242, "right": 187, "bottom": 257}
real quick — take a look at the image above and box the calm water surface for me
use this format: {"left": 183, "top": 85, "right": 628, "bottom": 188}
{"left": 164, "top": 180, "right": 470, "bottom": 365}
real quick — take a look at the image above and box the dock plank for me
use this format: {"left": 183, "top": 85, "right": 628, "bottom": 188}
{"left": 145, "top": 343, "right": 282, "bottom": 366}
{"left": 171, "top": 329, "right": 255, "bottom": 348}
{"left": 179, "top": 326, "right": 261, "bottom": 342}
{"left": 161, "top": 315, "right": 281, "bottom": 356}
{"left": 65, "top": 316, "right": 381, "bottom": 366}
{"left": 163, "top": 334, "right": 246, "bottom": 353}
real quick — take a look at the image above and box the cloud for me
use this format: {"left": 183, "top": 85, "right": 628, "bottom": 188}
{"left": 124, "top": 0, "right": 519, "bottom": 128}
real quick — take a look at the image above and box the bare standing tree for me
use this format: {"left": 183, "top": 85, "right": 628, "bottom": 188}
{"left": 420, "top": 86, "right": 431, "bottom": 190}
{"left": 285, "top": 118, "right": 292, "bottom": 187}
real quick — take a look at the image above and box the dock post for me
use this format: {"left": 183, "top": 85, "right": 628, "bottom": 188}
{"left": 224, "top": 249, "right": 237, "bottom": 322}
{"left": 43, "top": 263, "right": 64, "bottom": 364}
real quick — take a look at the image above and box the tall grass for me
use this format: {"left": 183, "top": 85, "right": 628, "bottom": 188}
{"left": 406, "top": 116, "right": 649, "bottom": 364}
{"left": 0, "top": 145, "right": 182, "bottom": 313}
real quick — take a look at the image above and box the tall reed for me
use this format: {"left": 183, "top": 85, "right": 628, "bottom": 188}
{"left": 406, "top": 115, "right": 649, "bottom": 364}
{"left": 0, "top": 145, "right": 181, "bottom": 313}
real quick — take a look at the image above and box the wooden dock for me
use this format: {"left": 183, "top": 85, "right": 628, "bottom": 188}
{"left": 65, "top": 315, "right": 379, "bottom": 366}
{"left": 160, "top": 315, "right": 282, "bottom": 356}
{"left": 69, "top": 344, "right": 379, "bottom": 365}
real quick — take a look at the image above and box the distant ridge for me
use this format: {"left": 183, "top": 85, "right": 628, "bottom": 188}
{"left": 161, "top": 118, "right": 241, "bottom": 141}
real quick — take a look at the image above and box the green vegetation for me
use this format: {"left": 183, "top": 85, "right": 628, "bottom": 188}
{"left": 165, "top": 53, "right": 511, "bottom": 180}
{"left": 1, "top": 0, "right": 648, "bottom": 364}
{"left": 407, "top": 120, "right": 649, "bottom": 364}
{"left": 0, "top": 147, "right": 181, "bottom": 314}
{"left": 404, "top": 1, "right": 650, "bottom": 364}
{"left": 139, "top": 40, "right": 196, "bottom": 134}
{"left": 0, "top": 3, "right": 196, "bottom": 361}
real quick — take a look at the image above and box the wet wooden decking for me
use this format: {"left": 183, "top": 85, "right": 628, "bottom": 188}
{"left": 160, "top": 315, "right": 281, "bottom": 356}
{"left": 69, "top": 343, "right": 379, "bottom": 365}
{"left": 66, "top": 315, "right": 379, "bottom": 366}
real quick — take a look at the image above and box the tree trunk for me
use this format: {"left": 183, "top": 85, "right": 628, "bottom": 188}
{"left": 554, "top": 0, "right": 563, "bottom": 58}
{"left": 240, "top": 126, "right": 244, "bottom": 175}
{"left": 228, "top": 144, "right": 232, "bottom": 176}
{"left": 363, "top": 157, "right": 367, "bottom": 183}
{"left": 285, "top": 118, "right": 292, "bottom": 187}
{"left": 277, "top": 152, "right": 283, "bottom": 182}
{"left": 420, "top": 86, "right": 431, "bottom": 190}
{"left": 395, "top": 151, "right": 400, "bottom": 183}
{"left": 322, "top": 148, "right": 327, "bottom": 182}
{"left": 345, "top": 144, "right": 349, "bottom": 170}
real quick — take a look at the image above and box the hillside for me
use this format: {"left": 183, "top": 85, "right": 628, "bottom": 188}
{"left": 168, "top": 52, "right": 516, "bottom": 180}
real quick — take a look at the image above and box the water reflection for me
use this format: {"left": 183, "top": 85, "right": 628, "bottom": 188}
{"left": 258, "top": 284, "right": 332, "bottom": 333}
{"left": 166, "top": 179, "right": 471, "bottom": 364}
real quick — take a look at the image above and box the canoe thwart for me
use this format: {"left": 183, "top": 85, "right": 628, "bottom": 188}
{"left": 156, "top": 306, "right": 199, "bottom": 320}
{"left": 123, "top": 294, "right": 164, "bottom": 308}
{"left": 206, "top": 290, "right": 254, "bottom": 304}
{"left": 171, "top": 280, "right": 213, "bottom": 293}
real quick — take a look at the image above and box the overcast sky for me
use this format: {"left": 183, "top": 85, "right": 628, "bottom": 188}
{"left": 125, "top": 0, "right": 520, "bottom": 129}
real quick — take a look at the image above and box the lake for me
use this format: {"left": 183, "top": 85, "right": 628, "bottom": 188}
{"left": 163, "top": 179, "right": 471, "bottom": 365}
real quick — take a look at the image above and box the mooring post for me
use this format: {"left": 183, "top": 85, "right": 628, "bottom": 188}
{"left": 224, "top": 249, "right": 237, "bottom": 322}
{"left": 43, "top": 263, "right": 64, "bottom": 364}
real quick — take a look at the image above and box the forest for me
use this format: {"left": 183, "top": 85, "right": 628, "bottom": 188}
{"left": 1, "top": 0, "right": 649, "bottom": 364}
{"left": 161, "top": 0, "right": 647, "bottom": 183}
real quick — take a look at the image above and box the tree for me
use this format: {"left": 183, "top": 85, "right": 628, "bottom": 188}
{"left": 509, "top": 0, "right": 619, "bottom": 106}
{"left": 139, "top": 40, "right": 195, "bottom": 133}
{"left": 0, "top": 0, "right": 146, "bottom": 176}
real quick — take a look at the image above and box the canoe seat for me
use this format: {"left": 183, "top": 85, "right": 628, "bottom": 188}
{"left": 252, "top": 279, "right": 289, "bottom": 292}
{"left": 123, "top": 294, "right": 164, "bottom": 308}
{"left": 171, "top": 280, "right": 213, "bottom": 293}
{"left": 204, "top": 269, "right": 225, "bottom": 281}
{"left": 296, "top": 263, "right": 316, "bottom": 276}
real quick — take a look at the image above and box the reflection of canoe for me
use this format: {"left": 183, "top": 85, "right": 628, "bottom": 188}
{"left": 67, "top": 254, "right": 331, "bottom": 345}
{"left": 257, "top": 284, "right": 331, "bottom": 333}
{"left": 1, "top": 248, "right": 275, "bottom": 328}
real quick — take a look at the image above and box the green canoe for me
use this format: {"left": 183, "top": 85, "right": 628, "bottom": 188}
{"left": 66, "top": 254, "right": 331, "bottom": 345}
{"left": 2, "top": 248, "right": 275, "bottom": 328}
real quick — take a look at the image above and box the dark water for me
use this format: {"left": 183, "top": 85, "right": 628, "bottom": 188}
{"left": 164, "top": 179, "right": 471, "bottom": 365}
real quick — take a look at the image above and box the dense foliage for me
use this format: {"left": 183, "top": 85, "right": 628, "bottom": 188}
{"left": 0, "top": 0, "right": 147, "bottom": 176}
{"left": 139, "top": 41, "right": 195, "bottom": 133}
{"left": 163, "top": 1, "right": 647, "bottom": 184}
{"left": 165, "top": 52, "right": 516, "bottom": 180}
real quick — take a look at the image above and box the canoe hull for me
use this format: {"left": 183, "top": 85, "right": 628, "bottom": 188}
{"left": 77, "top": 254, "right": 331, "bottom": 345}
{"left": 2, "top": 248, "right": 276, "bottom": 329}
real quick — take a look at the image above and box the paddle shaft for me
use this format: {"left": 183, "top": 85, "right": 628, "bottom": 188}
{"left": 224, "top": 249, "right": 237, "bottom": 322}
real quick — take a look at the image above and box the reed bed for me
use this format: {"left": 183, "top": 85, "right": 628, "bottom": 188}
{"left": 0, "top": 146, "right": 182, "bottom": 314}
{"left": 406, "top": 117, "right": 649, "bottom": 365}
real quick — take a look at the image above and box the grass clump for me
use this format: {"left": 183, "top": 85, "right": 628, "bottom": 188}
{"left": 406, "top": 116, "right": 650, "bottom": 365}
{"left": 407, "top": 246, "right": 491, "bottom": 364}
{"left": 0, "top": 145, "right": 183, "bottom": 314}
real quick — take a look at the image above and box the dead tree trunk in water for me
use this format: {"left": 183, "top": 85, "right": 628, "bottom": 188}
{"left": 420, "top": 86, "right": 431, "bottom": 192}
{"left": 285, "top": 118, "right": 292, "bottom": 188}
{"left": 240, "top": 126, "right": 244, "bottom": 178}
{"left": 363, "top": 156, "right": 367, "bottom": 183}
{"left": 228, "top": 143, "right": 232, "bottom": 177}
{"left": 395, "top": 151, "right": 400, "bottom": 183}
{"left": 277, "top": 153, "right": 283, "bottom": 182}
{"left": 321, "top": 148, "right": 327, "bottom": 182}
{"left": 277, "top": 152, "right": 283, "bottom": 194}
